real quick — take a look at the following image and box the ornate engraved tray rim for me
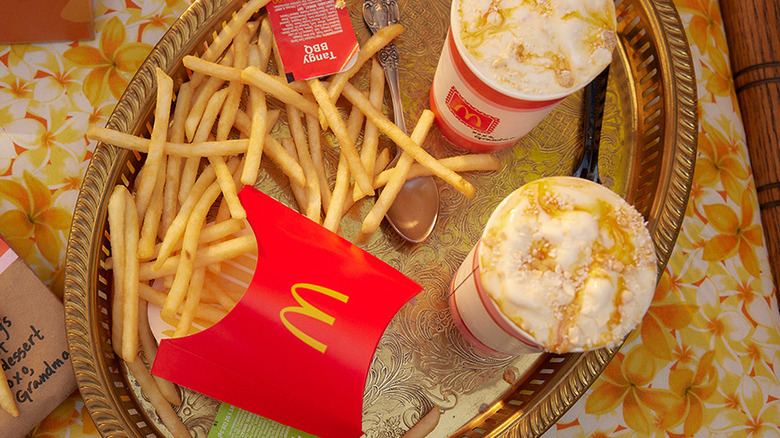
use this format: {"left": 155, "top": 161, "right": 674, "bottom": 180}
{"left": 63, "top": 0, "right": 697, "bottom": 437}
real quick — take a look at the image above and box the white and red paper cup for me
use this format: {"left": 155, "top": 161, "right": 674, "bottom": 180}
{"left": 430, "top": 0, "right": 616, "bottom": 153}
{"left": 430, "top": 28, "right": 566, "bottom": 153}
{"left": 449, "top": 241, "right": 545, "bottom": 356}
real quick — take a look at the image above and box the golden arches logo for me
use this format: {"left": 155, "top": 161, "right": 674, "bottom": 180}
{"left": 453, "top": 104, "right": 483, "bottom": 128}
{"left": 444, "top": 87, "right": 498, "bottom": 133}
{"left": 279, "top": 283, "right": 349, "bottom": 353}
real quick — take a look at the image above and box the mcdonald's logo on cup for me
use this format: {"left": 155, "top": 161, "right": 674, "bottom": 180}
{"left": 445, "top": 87, "right": 499, "bottom": 134}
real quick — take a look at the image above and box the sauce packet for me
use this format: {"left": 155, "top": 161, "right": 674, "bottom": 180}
{"left": 267, "top": 0, "right": 359, "bottom": 81}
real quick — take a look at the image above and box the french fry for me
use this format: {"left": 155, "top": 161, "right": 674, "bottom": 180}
{"left": 234, "top": 109, "right": 252, "bottom": 137}
{"left": 183, "top": 55, "right": 305, "bottom": 91}
{"left": 105, "top": 218, "right": 246, "bottom": 269}
{"left": 374, "top": 154, "right": 502, "bottom": 188}
{"left": 87, "top": 127, "right": 250, "bottom": 156}
{"left": 375, "top": 148, "right": 392, "bottom": 174}
{"left": 206, "top": 198, "right": 232, "bottom": 276}
{"left": 358, "top": 59, "right": 385, "bottom": 190}
{"left": 287, "top": 78, "right": 318, "bottom": 94}
{"left": 218, "top": 256, "right": 255, "bottom": 286}
{"left": 108, "top": 186, "right": 128, "bottom": 356}
{"left": 122, "top": 188, "right": 141, "bottom": 363}
{"left": 125, "top": 356, "right": 193, "bottom": 438}
{"left": 341, "top": 82, "right": 476, "bottom": 198}
{"left": 325, "top": 24, "right": 403, "bottom": 108}
{"left": 209, "top": 154, "right": 246, "bottom": 219}
{"left": 168, "top": 82, "right": 194, "bottom": 145}
{"left": 140, "top": 234, "right": 257, "bottom": 281}
{"left": 194, "top": 88, "right": 229, "bottom": 144}
{"left": 205, "top": 268, "right": 248, "bottom": 302}
{"left": 241, "top": 66, "right": 319, "bottom": 117}
{"left": 271, "top": 28, "right": 285, "bottom": 77}
{"left": 348, "top": 91, "right": 371, "bottom": 201}
{"left": 185, "top": 52, "right": 233, "bottom": 141}
{"left": 139, "top": 282, "right": 228, "bottom": 325}
{"left": 281, "top": 137, "right": 310, "bottom": 213}
{"left": 184, "top": 86, "right": 229, "bottom": 208}
{"left": 346, "top": 93, "right": 366, "bottom": 144}
{"left": 256, "top": 16, "right": 273, "bottom": 71}
{"left": 233, "top": 108, "right": 279, "bottom": 138}
{"left": 263, "top": 134, "right": 307, "bottom": 187}
{"left": 138, "top": 299, "right": 182, "bottom": 406}
{"left": 163, "top": 183, "right": 220, "bottom": 318}
{"left": 343, "top": 147, "right": 391, "bottom": 215}
{"left": 133, "top": 163, "right": 148, "bottom": 192}
{"left": 160, "top": 82, "right": 195, "bottom": 238}
{"left": 135, "top": 68, "right": 173, "bottom": 219}
{"left": 216, "top": 26, "right": 251, "bottom": 142}
{"left": 138, "top": 153, "right": 167, "bottom": 259}
{"left": 163, "top": 159, "right": 240, "bottom": 318}
{"left": 359, "top": 110, "right": 436, "bottom": 240}
{"left": 322, "top": 154, "right": 350, "bottom": 233}
{"left": 241, "top": 46, "right": 268, "bottom": 185}
{"left": 188, "top": 0, "right": 270, "bottom": 88}
{"left": 203, "top": 276, "right": 238, "bottom": 310}
{"left": 309, "top": 78, "right": 373, "bottom": 196}
{"left": 343, "top": 95, "right": 369, "bottom": 204}
{"left": 0, "top": 366, "right": 18, "bottom": 417}
{"left": 287, "top": 105, "right": 321, "bottom": 222}
{"left": 306, "top": 113, "right": 332, "bottom": 211}
{"left": 182, "top": 55, "right": 242, "bottom": 82}
{"left": 174, "top": 267, "right": 206, "bottom": 338}
{"left": 204, "top": 218, "right": 246, "bottom": 243}
{"left": 199, "top": 287, "right": 220, "bottom": 305}
{"left": 156, "top": 164, "right": 218, "bottom": 268}
{"left": 336, "top": 99, "right": 375, "bottom": 218}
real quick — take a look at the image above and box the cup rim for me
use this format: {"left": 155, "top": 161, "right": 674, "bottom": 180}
{"left": 448, "top": 2, "right": 607, "bottom": 102}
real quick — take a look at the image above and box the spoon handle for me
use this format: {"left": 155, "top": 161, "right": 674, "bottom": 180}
{"left": 378, "top": 42, "right": 407, "bottom": 134}
{"left": 363, "top": 0, "right": 406, "bottom": 134}
{"left": 574, "top": 66, "right": 610, "bottom": 184}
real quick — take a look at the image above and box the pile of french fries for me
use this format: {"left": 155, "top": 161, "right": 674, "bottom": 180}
{"left": 86, "top": 0, "right": 499, "bottom": 435}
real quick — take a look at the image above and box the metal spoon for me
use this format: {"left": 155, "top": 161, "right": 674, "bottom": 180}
{"left": 574, "top": 66, "right": 610, "bottom": 184}
{"left": 363, "top": 0, "right": 440, "bottom": 243}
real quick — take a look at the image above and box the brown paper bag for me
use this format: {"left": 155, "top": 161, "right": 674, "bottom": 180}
{"left": 0, "top": 236, "right": 77, "bottom": 438}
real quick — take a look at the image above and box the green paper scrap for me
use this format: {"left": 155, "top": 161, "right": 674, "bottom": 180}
{"left": 208, "top": 403, "right": 319, "bottom": 438}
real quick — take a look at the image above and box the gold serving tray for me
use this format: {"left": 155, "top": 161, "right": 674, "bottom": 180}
{"left": 64, "top": 0, "right": 697, "bottom": 437}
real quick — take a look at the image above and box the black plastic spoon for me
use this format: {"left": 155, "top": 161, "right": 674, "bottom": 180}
{"left": 573, "top": 66, "right": 610, "bottom": 184}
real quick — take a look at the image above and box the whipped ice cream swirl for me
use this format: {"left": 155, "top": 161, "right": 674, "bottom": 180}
{"left": 454, "top": 0, "right": 617, "bottom": 96}
{"left": 478, "top": 177, "right": 656, "bottom": 353}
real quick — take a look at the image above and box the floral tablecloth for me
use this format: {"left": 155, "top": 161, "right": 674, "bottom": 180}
{"left": 1, "top": 0, "right": 778, "bottom": 437}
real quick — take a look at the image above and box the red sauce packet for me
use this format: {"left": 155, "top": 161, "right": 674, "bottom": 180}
{"left": 267, "top": 0, "right": 359, "bottom": 81}
{"left": 152, "top": 187, "right": 422, "bottom": 438}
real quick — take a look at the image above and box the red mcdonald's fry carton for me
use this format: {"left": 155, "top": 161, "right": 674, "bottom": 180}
{"left": 152, "top": 187, "right": 423, "bottom": 438}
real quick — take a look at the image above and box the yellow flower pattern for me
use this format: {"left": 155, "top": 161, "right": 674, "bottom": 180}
{"left": 63, "top": 16, "right": 153, "bottom": 105}
{"left": 0, "top": 0, "right": 777, "bottom": 437}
